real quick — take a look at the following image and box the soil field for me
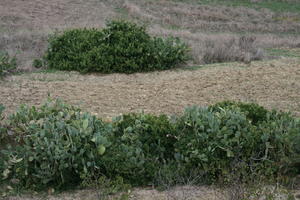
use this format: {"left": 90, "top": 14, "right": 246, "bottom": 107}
{"left": 1, "top": 57, "right": 300, "bottom": 119}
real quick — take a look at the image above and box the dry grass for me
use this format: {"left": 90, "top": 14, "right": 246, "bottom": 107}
{"left": 1, "top": 0, "right": 300, "bottom": 70}
{"left": 3, "top": 185, "right": 298, "bottom": 200}
{"left": 121, "top": 0, "right": 300, "bottom": 64}
{"left": 201, "top": 36, "right": 265, "bottom": 64}
{"left": 0, "top": 0, "right": 117, "bottom": 70}
{"left": 124, "top": 0, "right": 300, "bottom": 33}
{"left": 1, "top": 57, "right": 300, "bottom": 119}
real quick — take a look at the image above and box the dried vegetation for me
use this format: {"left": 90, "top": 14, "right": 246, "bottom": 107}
{"left": 1, "top": 0, "right": 300, "bottom": 69}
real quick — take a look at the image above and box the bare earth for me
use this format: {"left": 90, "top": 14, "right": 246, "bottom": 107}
{"left": 4, "top": 185, "right": 299, "bottom": 200}
{"left": 1, "top": 57, "right": 300, "bottom": 119}
{"left": 4, "top": 186, "right": 226, "bottom": 200}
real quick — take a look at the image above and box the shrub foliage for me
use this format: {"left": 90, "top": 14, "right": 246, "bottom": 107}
{"left": 175, "top": 105, "right": 299, "bottom": 182}
{"left": 45, "top": 20, "right": 189, "bottom": 73}
{"left": 0, "top": 99, "right": 299, "bottom": 191}
{"left": 0, "top": 104, "right": 5, "bottom": 141}
{"left": 101, "top": 113, "right": 176, "bottom": 185}
{"left": 0, "top": 51, "right": 17, "bottom": 77}
{"left": 0, "top": 99, "right": 112, "bottom": 189}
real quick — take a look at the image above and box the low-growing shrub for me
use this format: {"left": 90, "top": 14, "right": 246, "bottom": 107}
{"left": 174, "top": 106, "right": 257, "bottom": 182}
{"left": 0, "top": 99, "right": 299, "bottom": 192}
{"left": 100, "top": 113, "right": 176, "bottom": 185}
{"left": 81, "top": 174, "right": 131, "bottom": 200}
{"left": 1, "top": 99, "right": 112, "bottom": 189}
{"left": 45, "top": 20, "right": 189, "bottom": 73}
{"left": 32, "top": 58, "right": 45, "bottom": 68}
{"left": 0, "top": 51, "right": 17, "bottom": 77}
{"left": 0, "top": 104, "right": 6, "bottom": 176}
{"left": 174, "top": 105, "right": 299, "bottom": 183}
{"left": 0, "top": 104, "right": 5, "bottom": 132}
{"left": 209, "top": 100, "right": 269, "bottom": 125}
{"left": 0, "top": 104, "right": 7, "bottom": 144}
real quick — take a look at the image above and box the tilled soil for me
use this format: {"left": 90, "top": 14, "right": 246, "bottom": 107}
{"left": 1, "top": 58, "right": 300, "bottom": 118}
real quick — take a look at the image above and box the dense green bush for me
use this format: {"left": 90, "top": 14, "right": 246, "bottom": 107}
{"left": 175, "top": 104, "right": 299, "bottom": 182}
{"left": 0, "top": 99, "right": 112, "bottom": 189}
{"left": 0, "top": 99, "right": 299, "bottom": 191}
{"left": 209, "top": 101, "right": 269, "bottom": 125}
{"left": 45, "top": 20, "right": 189, "bottom": 73}
{"left": 0, "top": 51, "right": 17, "bottom": 77}
{"left": 174, "top": 106, "right": 258, "bottom": 181}
{"left": 100, "top": 113, "right": 176, "bottom": 185}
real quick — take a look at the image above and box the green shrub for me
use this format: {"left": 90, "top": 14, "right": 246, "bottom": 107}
{"left": 81, "top": 175, "right": 131, "bottom": 199}
{"left": 1, "top": 99, "right": 299, "bottom": 191}
{"left": 0, "top": 104, "right": 6, "bottom": 142}
{"left": 174, "top": 106, "right": 257, "bottom": 182}
{"left": 32, "top": 58, "right": 45, "bottom": 68}
{"left": 0, "top": 104, "right": 6, "bottom": 173}
{"left": 209, "top": 101, "right": 269, "bottom": 125}
{"left": 1, "top": 99, "right": 112, "bottom": 189}
{"left": 45, "top": 20, "right": 189, "bottom": 73}
{"left": 0, "top": 103, "right": 4, "bottom": 125}
{"left": 255, "top": 111, "right": 300, "bottom": 176}
{"left": 174, "top": 105, "right": 299, "bottom": 182}
{"left": 100, "top": 113, "right": 176, "bottom": 185}
{"left": 0, "top": 51, "right": 17, "bottom": 77}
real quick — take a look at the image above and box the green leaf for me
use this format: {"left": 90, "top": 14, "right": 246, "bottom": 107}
{"left": 10, "top": 157, "right": 23, "bottom": 164}
{"left": 226, "top": 149, "right": 234, "bottom": 158}
{"left": 2, "top": 169, "right": 10, "bottom": 179}
{"left": 97, "top": 145, "right": 106, "bottom": 155}
{"left": 83, "top": 119, "right": 89, "bottom": 130}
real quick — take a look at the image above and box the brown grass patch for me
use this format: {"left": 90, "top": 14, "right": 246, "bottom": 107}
{"left": 1, "top": 0, "right": 300, "bottom": 69}
{"left": 0, "top": 0, "right": 117, "bottom": 71}
{"left": 1, "top": 57, "right": 299, "bottom": 118}
{"left": 121, "top": 0, "right": 300, "bottom": 64}
{"left": 124, "top": 0, "right": 300, "bottom": 33}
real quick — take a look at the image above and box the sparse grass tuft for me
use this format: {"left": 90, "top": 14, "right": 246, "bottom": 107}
{"left": 266, "top": 48, "right": 300, "bottom": 58}
{"left": 202, "top": 36, "right": 264, "bottom": 64}
{"left": 172, "top": 0, "right": 300, "bottom": 13}
{"left": 0, "top": 51, "right": 17, "bottom": 77}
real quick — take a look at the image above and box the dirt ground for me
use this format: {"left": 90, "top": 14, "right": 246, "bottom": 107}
{"left": 3, "top": 186, "right": 223, "bottom": 200}
{"left": 1, "top": 57, "right": 300, "bottom": 119}
{"left": 4, "top": 185, "right": 299, "bottom": 200}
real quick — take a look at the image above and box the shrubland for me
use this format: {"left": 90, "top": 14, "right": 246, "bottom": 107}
{"left": 0, "top": 99, "right": 299, "bottom": 194}
{"left": 44, "top": 20, "right": 189, "bottom": 73}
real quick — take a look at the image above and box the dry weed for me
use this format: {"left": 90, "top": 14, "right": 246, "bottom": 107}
{"left": 1, "top": 0, "right": 300, "bottom": 69}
